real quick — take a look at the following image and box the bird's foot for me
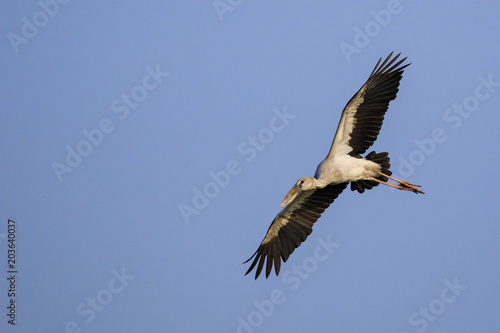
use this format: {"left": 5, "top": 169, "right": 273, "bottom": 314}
{"left": 395, "top": 180, "right": 425, "bottom": 194}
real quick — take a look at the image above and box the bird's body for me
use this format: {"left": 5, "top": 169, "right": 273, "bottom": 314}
{"left": 315, "top": 154, "right": 381, "bottom": 184}
{"left": 245, "top": 53, "right": 423, "bottom": 279}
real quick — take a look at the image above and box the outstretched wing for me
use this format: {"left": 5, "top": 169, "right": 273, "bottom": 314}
{"left": 327, "top": 52, "right": 410, "bottom": 158}
{"left": 244, "top": 183, "right": 347, "bottom": 279}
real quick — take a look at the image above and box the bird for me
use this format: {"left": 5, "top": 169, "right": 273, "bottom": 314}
{"left": 244, "top": 52, "right": 423, "bottom": 279}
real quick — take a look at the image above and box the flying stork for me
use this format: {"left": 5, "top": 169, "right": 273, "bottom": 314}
{"left": 244, "top": 52, "right": 423, "bottom": 279}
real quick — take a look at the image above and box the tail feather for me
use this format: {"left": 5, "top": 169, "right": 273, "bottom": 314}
{"left": 351, "top": 151, "right": 391, "bottom": 193}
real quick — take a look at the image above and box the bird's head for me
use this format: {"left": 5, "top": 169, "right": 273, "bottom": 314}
{"left": 280, "top": 177, "right": 317, "bottom": 208}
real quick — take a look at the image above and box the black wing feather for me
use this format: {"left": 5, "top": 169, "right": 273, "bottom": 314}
{"left": 347, "top": 53, "right": 410, "bottom": 156}
{"left": 244, "top": 183, "right": 347, "bottom": 279}
{"left": 327, "top": 52, "right": 409, "bottom": 158}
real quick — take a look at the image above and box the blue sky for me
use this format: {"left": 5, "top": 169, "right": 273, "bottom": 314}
{"left": 1, "top": 1, "right": 500, "bottom": 332}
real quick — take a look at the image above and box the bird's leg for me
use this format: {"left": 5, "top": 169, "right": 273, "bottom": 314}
{"left": 366, "top": 168, "right": 424, "bottom": 194}
{"left": 369, "top": 177, "right": 423, "bottom": 194}
{"left": 371, "top": 169, "right": 422, "bottom": 188}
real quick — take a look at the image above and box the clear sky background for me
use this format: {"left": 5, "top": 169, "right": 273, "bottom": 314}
{"left": 1, "top": 1, "right": 500, "bottom": 332}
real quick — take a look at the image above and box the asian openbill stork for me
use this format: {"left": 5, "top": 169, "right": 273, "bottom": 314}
{"left": 244, "top": 52, "right": 423, "bottom": 279}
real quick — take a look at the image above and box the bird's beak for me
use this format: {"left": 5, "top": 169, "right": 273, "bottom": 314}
{"left": 280, "top": 185, "right": 300, "bottom": 208}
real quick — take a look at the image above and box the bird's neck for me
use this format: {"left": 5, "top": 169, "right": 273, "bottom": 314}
{"left": 312, "top": 177, "right": 329, "bottom": 189}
